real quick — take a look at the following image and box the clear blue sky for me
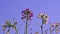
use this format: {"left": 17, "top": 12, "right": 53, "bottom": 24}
{"left": 0, "top": 0, "right": 60, "bottom": 34}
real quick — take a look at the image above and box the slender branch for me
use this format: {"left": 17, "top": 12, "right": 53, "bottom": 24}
{"left": 50, "top": 26, "right": 58, "bottom": 34}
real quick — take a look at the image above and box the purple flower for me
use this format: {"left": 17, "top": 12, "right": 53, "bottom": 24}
{"left": 21, "top": 8, "right": 33, "bottom": 20}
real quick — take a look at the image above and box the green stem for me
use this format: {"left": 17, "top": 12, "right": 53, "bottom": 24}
{"left": 41, "top": 22, "right": 43, "bottom": 34}
{"left": 41, "top": 18, "right": 43, "bottom": 34}
{"left": 50, "top": 27, "right": 51, "bottom": 34}
{"left": 26, "top": 14, "right": 28, "bottom": 34}
{"left": 50, "top": 26, "right": 58, "bottom": 34}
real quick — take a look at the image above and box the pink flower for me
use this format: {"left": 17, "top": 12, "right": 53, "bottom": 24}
{"left": 21, "top": 8, "right": 33, "bottom": 20}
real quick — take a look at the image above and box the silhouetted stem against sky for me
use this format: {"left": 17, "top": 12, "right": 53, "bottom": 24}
{"left": 41, "top": 18, "right": 43, "bottom": 34}
{"left": 25, "top": 14, "right": 28, "bottom": 34}
{"left": 50, "top": 23, "right": 60, "bottom": 34}
{"left": 51, "top": 26, "right": 57, "bottom": 34}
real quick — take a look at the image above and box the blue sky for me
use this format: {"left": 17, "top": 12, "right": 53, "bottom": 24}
{"left": 0, "top": 0, "right": 60, "bottom": 34}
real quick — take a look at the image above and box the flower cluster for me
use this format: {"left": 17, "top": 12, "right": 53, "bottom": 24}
{"left": 2, "top": 19, "right": 18, "bottom": 34}
{"left": 2, "top": 20, "right": 11, "bottom": 30}
{"left": 50, "top": 22, "right": 60, "bottom": 27}
{"left": 38, "top": 13, "right": 49, "bottom": 24}
{"left": 21, "top": 8, "right": 33, "bottom": 20}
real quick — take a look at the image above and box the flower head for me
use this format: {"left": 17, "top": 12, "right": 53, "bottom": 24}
{"left": 50, "top": 22, "right": 59, "bottom": 27}
{"left": 55, "top": 23, "right": 59, "bottom": 27}
{"left": 38, "top": 13, "right": 49, "bottom": 24}
{"left": 38, "top": 13, "right": 43, "bottom": 18}
{"left": 2, "top": 19, "right": 18, "bottom": 34}
{"left": 21, "top": 8, "right": 33, "bottom": 20}
{"left": 50, "top": 23, "right": 56, "bottom": 27}
{"left": 43, "top": 14, "right": 49, "bottom": 24}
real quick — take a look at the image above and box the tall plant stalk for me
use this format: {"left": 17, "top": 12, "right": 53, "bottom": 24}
{"left": 21, "top": 8, "right": 33, "bottom": 34}
{"left": 41, "top": 18, "right": 43, "bottom": 34}
{"left": 38, "top": 13, "right": 48, "bottom": 34}
{"left": 26, "top": 14, "right": 28, "bottom": 34}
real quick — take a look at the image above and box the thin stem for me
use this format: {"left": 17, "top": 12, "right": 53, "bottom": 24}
{"left": 50, "top": 26, "right": 58, "bottom": 34}
{"left": 41, "top": 22, "right": 43, "bottom": 34}
{"left": 16, "top": 29, "right": 18, "bottom": 34}
{"left": 45, "top": 29, "right": 48, "bottom": 34}
{"left": 41, "top": 18, "right": 43, "bottom": 34}
{"left": 50, "top": 27, "right": 51, "bottom": 34}
{"left": 26, "top": 14, "right": 28, "bottom": 34}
